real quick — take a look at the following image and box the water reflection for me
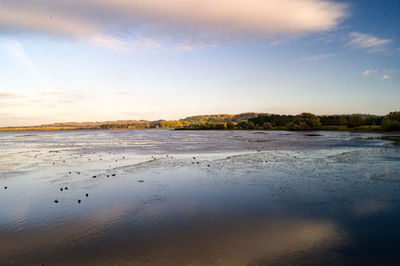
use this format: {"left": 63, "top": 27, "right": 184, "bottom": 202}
{"left": 0, "top": 191, "right": 345, "bottom": 265}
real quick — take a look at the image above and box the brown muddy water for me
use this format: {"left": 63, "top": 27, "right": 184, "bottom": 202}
{"left": 1, "top": 129, "right": 400, "bottom": 265}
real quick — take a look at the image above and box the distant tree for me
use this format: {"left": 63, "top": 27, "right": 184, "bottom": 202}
{"left": 338, "top": 116, "right": 348, "bottom": 125}
{"left": 247, "top": 121, "right": 256, "bottom": 129}
{"left": 288, "top": 113, "right": 321, "bottom": 130}
{"left": 214, "top": 123, "right": 227, "bottom": 130}
{"left": 374, "top": 116, "right": 383, "bottom": 125}
{"left": 319, "top": 115, "right": 338, "bottom": 126}
{"left": 227, "top": 122, "right": 235, "bottom": 129}
{"left": 381, "top": 112, "right": 400, "bottom": 131}
{"left": 237, "top": 121, "right": 248, "bottom": 129}
{"left": 160, "top": 121, "right": 183, "bottom": 128}
{"left": 364, "top": 116, "right": 376, "bottom": 125}
{"left": 301, "top": 113, "right": 322, "bottom": 128}
{"left": 262, "top": 122, "right": 273, "bottom": 130}
{"left": 348, "top": 116, "right": 364, "bottom": 128}
{"left": 386, "top": 111, "right": 400, "bottom": 121}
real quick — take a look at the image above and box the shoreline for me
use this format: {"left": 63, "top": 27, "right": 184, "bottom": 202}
{"left": 1, "top": 127, "right": 399, "bottom": 134}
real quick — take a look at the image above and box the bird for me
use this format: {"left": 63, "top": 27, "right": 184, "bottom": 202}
{"left": 60, "top": 188, "right": 63, "bottom": 191}
{"left": 54, "top": 200, "right": 58, "bottom": 203}
{"left": 4, "top": 186, "right": 7, "bottom": 189}
{"left": 92, "top": 176, "right": 96, "bottom": 178}
{"left": 86, "top": 193, "right": 88, "bottom": 197}
{"left": 78, "top": 200, "right": 81, "bottom": 203}
{"left": 112, "top": 174, "right": 116, "bottom": 176}
{"left": 65, "top": 187, "right": 68, "bottom": 190}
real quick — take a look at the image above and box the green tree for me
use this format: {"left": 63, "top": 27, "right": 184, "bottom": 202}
{"left": 381, "top": 112, "right": 400, "bottom": 131}
{"left": 262, "top": 122, "right": 273, "bottom": 130}
{"left": 227, "top": 122, "right": 235, "bottom": 129}
{"left": 364, "top": 116, "right": 375, "bottom": 125}
{"left": 288, "top": 113, "right": 321, "bottom": 130}
{"left": 247, "top": 121, "right": 256, "bottom": 129}
{"left": 348, "top": 116, "right": 364, "bottom": 128}
{"left": 338, "top": 116, "right": 348, "bottom": 125}
{"left": 160, "top": 121, "right": 183, "bottom": 128}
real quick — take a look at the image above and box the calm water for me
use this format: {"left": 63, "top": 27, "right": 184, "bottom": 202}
{"left": 1, "top": 129, "right": 400, "bottom": 265}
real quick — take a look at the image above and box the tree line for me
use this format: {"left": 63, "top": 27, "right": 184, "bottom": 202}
{"left": 177, "top": 112, "right": 400, "bottom": 132}
{"left": 1, "top": 112, "right": 399, "bottom": 132}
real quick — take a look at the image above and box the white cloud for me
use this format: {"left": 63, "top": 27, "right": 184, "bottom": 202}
{"left": 0, "top": 0, "right": 347, "bottom": 49}
{"left": 362, "top": 69, "right": 378, "bottom": 76}
{"left": 361, "top": 69, "right": 393, "bottom": 80}
{"left": 362, "top": 70, "right": 372, "bottom": 76}
{"left": 348, "top": 32, "right": 391, "bottom": 53}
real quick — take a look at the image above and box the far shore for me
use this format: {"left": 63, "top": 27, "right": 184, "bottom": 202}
{"left": 0, "top": 126, "right": 399, "bottom": 134}
{"left": 1, "top": 111, "right": 399, "bottom": 133}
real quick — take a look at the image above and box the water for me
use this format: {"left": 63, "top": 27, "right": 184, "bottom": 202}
{"left": 0, "top": 129, "right": 400, "bottom": 265}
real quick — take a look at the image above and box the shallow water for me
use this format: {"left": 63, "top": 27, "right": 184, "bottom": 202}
{"left": 1, "top": 129, "right": 400, "bottom": 265}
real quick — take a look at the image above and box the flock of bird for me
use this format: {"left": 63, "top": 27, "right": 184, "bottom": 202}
{"left": 2, "top": 150, "right": 216, "bottom": 205}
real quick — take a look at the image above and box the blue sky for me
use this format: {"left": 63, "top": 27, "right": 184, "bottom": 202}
{"left": 0, "top": 0, "right": 399, "bottom": 126}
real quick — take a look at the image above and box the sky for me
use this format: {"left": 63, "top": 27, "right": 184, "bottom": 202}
{"left": 0, "top": 0, "right": 399, "bottom": 126}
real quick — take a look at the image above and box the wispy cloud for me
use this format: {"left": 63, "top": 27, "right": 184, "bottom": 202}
{"left": 56, "top": 93, "right": 86, "bottom": 104}
{"left": 41, "top": 91, "right": 63, "bottom": 96}
{"left": 1, "top": 39, "right": 41, "bottom": 77}
{"left": 362, "top": 69, "right": 378, "bottom": 76}
{"left": 132, "top": 38, "right": 161, "bottom": 49}
{"left": 348, "top": 32, "right": 392, "bottom": 53}
{"left": 115, "top": 91, "right": 130, "bottom": 95}
{"left": 362, "top": 70, "right": 372, "bottom": 76}
{"left": 29, "top": 99, "right": 44, "bottom": 103}
{"left": 86, "top": 34, "right": 131, "bottom": 51}
{"left": 298, "top": 53, "right": 338, "bottom": 62}
{"left": 0, "top": 0, "right": 348, "bottom": 49}
{"left": 0, "top": 91, "right": 24, "bottom": 98}
{"left": 361, "top": 69, "right": 395, "bottom": 80}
